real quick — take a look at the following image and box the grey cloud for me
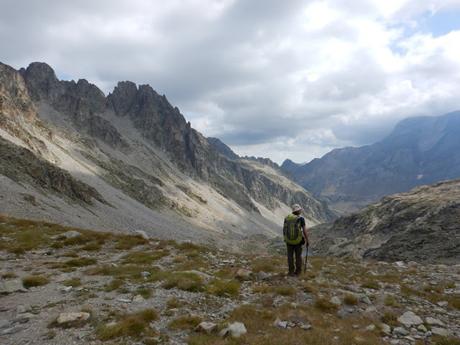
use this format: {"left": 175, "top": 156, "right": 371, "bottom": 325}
{"left": 1, "top": 0, "right": 459, "bottom": 163}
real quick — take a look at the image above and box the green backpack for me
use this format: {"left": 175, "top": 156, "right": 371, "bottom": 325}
{"left": 283, "top": 214, "right": 303, "bottom": 245}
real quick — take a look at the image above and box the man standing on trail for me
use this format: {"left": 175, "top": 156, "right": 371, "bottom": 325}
{"left": 283, "top": 204, "right": 309, "bottom": 276}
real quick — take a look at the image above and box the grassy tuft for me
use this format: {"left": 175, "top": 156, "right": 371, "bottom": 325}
{"left": 63, "top": 257, "right": 97, "bottom": 267}
{"left": 22, "top": 275, "right": 49, "bottom": 288}
{"left": 343, "top": 294, "right": 359, "bottom": 306}
{"left": 206, "top": 279, "right": 240, "bottom": 297}
{"left": 314, "top": 297, "right": 339, "bottom": 313}
{"left": 96, "top": 309, "right": 158, "bottom": 340}
{"left": 168, "top": 315, "right": 202, "bottom": 330}
{"left": 162, "top": 272, "right": 203, "bottom": 292}
{"left": 62, "top": 278, "right": 82, "bottom": 287}
{"left": 381, "top": 311, "right": 398, "bottom": 327}
{"left": 122, "top": 250, "right": 168, "bottom": 265}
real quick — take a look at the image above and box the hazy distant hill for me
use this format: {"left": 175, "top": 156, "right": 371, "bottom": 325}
{"left": 282, "top": 111, "right": 460, "bottom": 213}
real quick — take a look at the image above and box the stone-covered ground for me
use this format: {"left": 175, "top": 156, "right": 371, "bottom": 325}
{"left": 0, "top": 216, "right": 459, "bottom": 345}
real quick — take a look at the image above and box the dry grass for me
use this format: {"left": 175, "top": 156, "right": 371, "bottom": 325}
{"left": 162, "top": 272, "right": 204, "bottom": 292}
{"left": 96, "top": 309, "right": 158, "bottom": 340}
{"left": 168, "top": 315, "right": 202, "bottom": 330}
{"left": 343, "top": 294, "right": 359, "bottom": 306}
{"left": 1, "top": 272, "right": 17, "bottom": 279}
{"left": 62, "top": 278, "right": 82, "bottom": 287}
{"left": 63, "top": 257, "right": 97, "bottom": 267}
{"left": 206, "top": 279, "right": 240, "bottom": 297}
{"left": 166, "top": 297, "right": 182, "bottom": 309}
{"left": 251, "top": 256, "right": 283, "bottom": 273}
{"left": 104, "top": 278, "right": 125, "bottom": 292}
{"left": 384, "top": 294, "right": 400, "bottom": 307}
{"left": 314, "top": 297, "right": 339, "bottom": 313}
{"left": 122, "top": 250, "right": 168, "bottom": 265}
{"left": 136, "top": 286, "right": 152, "bottom": 299}
{"left": 381, "top": 311, "right": 398, "bottom": 327}
{"left": 22, "top": 275, "right": 49, "bottom": 288}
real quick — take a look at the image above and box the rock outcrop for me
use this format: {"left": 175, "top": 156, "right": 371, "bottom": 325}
{"left": 312, "top": 179, "right": 460, "bottom": 264}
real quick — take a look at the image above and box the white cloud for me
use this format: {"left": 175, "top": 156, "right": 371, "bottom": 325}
{"left": 1, "top": 0, "right": 460, "bottom": 163}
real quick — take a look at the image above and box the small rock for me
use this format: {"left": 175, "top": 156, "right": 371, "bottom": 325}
{"left": 330, "top": 296, "right": 342, "bottom": 306}
{"left": 14, "top": 313, "right": 35, "bottom": 323}
{"left": 0, "top": 279, "right": 26, "bottom": 294}
{"left": 393, "top": 327, "right": 409, "bottom": 336}
{"left": 398, "top": 311, "right": 423, "bottom": 327}
{"left": 425, "top": 317, "right": 445, "bottom": 327}
{"left": 116, "top": 298, "right": 132, "bottom": 303}
{"left": 381, "top": 323, "right": 391, "bottom": 335}
{"left": 134, "top": 230, "right": 149, "bottom": 240}
{"left": 273, "top": 318, "right": 288, "bottom": 329}
{"left": 365, "top": 324, "right": 376, "bottom": 331}
{"left": 56, "top": 312, "right": 90, "bottom": 325}
{"left": 0, "top": 319, "right": 10, "bottom": 330}
{"left": 16, "top": 305, "right": 29, "bottom": 314}
{"left": 132, "top": 295, "right": 144, "bottom": 303}
{"left": 196, "top": 321, "right": 217, "bottom": 334}
{"left": 0, "top": 326, "right": 25, "bottom": 335}
{"left": 235, "top": 269, "right": 252, "bottom": 280}
{"left": 256, "top": 272, "right": 271, "bottom": 281}
{"left": 437, "top": 301, "right": 448, "bottom": 307}
{"left": 360, "top": 295, "right": 372, "bottom": 305}
{"left": 299, "top": 323, "right": 312, "bottom": 330}
{"left": 219, "top": 322, "right": 247, "bottom": 338}
{"left": 60, "top": 231, "right": 81, "bottom": 239}
{"left": 431, "top": 328, "right": 450, "bottom": 337}
{"left": 417, "top": 324, "right": 427, "bottom": 333}
{"left": 141, "top": 271, "right": 151, "bottom": 278}
{"left": 61, "top": 286, "right": 73, "bottom": 293}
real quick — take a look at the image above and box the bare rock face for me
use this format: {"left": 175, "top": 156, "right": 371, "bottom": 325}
{"left": 312, "top": 179, "right": 460, "bottom": 263}
{"left": 0, "top": 63, "right": 36, "bottom": 121}
{"left": 0, "top": 136, "right": 106, "bottom": 205}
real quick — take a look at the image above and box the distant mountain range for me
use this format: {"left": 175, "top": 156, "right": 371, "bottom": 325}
{"left": 281, "top": 111, "right": 460, "bottom": 213}
{"left": 0, "top": 61, "right": 334, "bottom": 246}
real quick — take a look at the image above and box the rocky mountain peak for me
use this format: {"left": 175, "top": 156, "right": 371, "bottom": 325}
{"left": 0, "top": 62, "right": 36, "bottom": 121}
{"left": 20, "top": 62, "right": 60, "bottom": 102}
{"left": 107, "top": 81, "right": 138, "bottom": 116}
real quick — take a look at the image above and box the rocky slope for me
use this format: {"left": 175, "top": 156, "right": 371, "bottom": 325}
{"left": 1, "top": 216, "right": 459, "bottom": 345}
{"left": 0, "top": 61, "right": 333, "bottom": 246}
{"left": 311, "top": 179, "right": 460, "bottom": 264}
{"left": 282, "top": 112, "right": 460, "bottom": 213}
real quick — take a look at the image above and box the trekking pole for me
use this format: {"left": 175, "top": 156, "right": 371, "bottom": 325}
{"left": 303, "top": 244, "right": 309, "bottom": 273}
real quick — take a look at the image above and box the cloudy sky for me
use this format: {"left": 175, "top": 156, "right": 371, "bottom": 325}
{"left": 1, "top": 0, "right": 460, "bottom": 163}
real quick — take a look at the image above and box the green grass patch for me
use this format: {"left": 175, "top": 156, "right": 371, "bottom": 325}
{"left": 136, "top": 286, "right": 153, "bottom": 299}
{"left": 63, "top": 257, "right": 97, "bottom": 267}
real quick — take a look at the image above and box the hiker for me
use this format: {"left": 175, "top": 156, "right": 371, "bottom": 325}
{"left": 283, "top": 204, "right": 309, "bottom": 276}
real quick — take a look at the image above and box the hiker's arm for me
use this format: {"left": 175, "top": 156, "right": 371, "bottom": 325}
{"left": 303, "top": 226, "right": 309, "bottom": 246}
